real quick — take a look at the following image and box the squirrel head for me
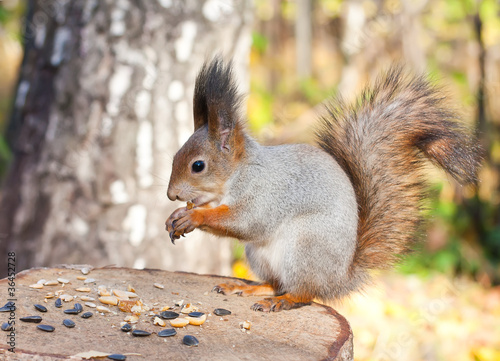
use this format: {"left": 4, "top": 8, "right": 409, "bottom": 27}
{"left": 167, "top": 56, "right": 246, "bottom": 206}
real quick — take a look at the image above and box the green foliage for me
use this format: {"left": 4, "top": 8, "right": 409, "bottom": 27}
{"left": 0, "top": 135, "right": 11, "bottom": 176}
{"left": 0, "top": 1, "right": 25, "bottom": 39}
{"left": 397, "top": 239, "right": 480, "bottom": 278}
{"left": 0, "top": 5, "right": 13, "bottom": 25}
{"left": 480, "top": 0, "right": 499, "bottom": 22}
{"left": 252, "top": 32, "right": 268, "bottom": 54}
{"left": 398, "top": 180, "right": 500, "bottom": 284}
{"left": 232, "top": 239, "right": 246, "bottom": 261}
{"left": 298, "top": 77, "right": 335, "bottom": 104}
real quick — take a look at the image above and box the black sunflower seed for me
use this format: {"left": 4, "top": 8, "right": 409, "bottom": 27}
{"left": 81, "top": 312, "right": 93, "bottom": 319}
{"left": 55, "top": 298, "right": 62, "bottom": 308}
{"left": 107, "top": 354, "right": 127, "bottom": 361}
{"left": 64, "top": 308, "right": 79, "bottom": 315}
{"left": 20, "top": 315, "right": 42, "bottom": 323}
{"left": 0, "top": 302, "right": 15, "bottom": 312}
{"left": 34, "top": 304, "right": 47, "bottom": 312}
{"left": 108, "top": 353, "right": 127, "bottom": 361}
{"left": 74, "top": 303, "right": 83, "bottom": 313}
{"left": 157, "top": 328, "right": 177, "bottom": 337}
{"left": 131, "top": 329, "right": 151, "bottom": 337}
{"left": 213, "top": 308, "right": 231, "bottom": 316}
{"left": 63, "top": 319, "right": 75, "bottom": 328}
{"left": 1, "top": 322, "right": 13, "bottom": 331}
{"left": 183, "top": 335, "right": 199, "bottom": 347}
{"left": 37, "top": 324, "right": 55, "bottom": 332}
{"left": 159, "top": 311, "right": 179, "bottom": 320}
{"left": 187, "top": 311, "right": 204, "bottom": 318}
{"left": 121, "top": 323, "right": 132, "bottom": 332}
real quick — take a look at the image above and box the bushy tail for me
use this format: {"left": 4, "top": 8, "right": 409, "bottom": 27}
{"left": 316, "top": 66, "right": 483, "bottom": 271}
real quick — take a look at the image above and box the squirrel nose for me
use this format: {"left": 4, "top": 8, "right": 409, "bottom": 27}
{"left": 167, "top": 187, "right": 178, "bottom": 201}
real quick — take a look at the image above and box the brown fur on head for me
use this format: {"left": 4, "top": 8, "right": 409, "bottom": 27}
{"left": 167, "top": 56, "right": 246, "bottom": 206}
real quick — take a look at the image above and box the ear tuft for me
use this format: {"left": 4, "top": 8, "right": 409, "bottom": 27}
{"left": 193, "top": 55, "right": 243, "bottom": 133}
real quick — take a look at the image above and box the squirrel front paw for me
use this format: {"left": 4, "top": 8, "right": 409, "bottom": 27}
{"left": 165, "top": 207, "right": 203, "bottom": 243}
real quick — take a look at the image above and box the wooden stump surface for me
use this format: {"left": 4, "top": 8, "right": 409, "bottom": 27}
{"left": 0, "top": 266, "right": 353, "bottom": 360}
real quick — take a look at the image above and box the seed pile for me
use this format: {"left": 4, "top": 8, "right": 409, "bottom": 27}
{"left": 2, "top": 268, "right": 247, "bottom": 357}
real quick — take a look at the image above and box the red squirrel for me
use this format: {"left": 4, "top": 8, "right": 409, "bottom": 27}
{"left": 165, "top": 57, "right": 482, "bottom": 312}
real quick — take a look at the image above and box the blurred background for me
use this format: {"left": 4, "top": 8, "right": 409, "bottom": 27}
{"left": 0, "top": 0, "right": 499, "bottom": 360}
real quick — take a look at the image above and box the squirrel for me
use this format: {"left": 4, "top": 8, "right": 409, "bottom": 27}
{"left": 165, "top": 56, "right": 482, "bottom": 312}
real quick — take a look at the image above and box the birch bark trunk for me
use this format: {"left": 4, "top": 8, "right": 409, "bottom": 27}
{"left": 0, "top": 0, "right": 253, "bottom": 277}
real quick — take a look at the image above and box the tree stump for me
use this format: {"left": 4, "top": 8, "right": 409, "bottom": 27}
{"left": 0, "top": 266, "right": 353, "bottom": 360}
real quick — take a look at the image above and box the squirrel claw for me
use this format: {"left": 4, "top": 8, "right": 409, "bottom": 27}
{"left": 169, "top": 231, "right": 180, "bottom": 244}
{"left": 251, "top": 302, "right": 266, "bottom": 312}
{"left": 212, "top": 285, "right": 225, "bottom": 294}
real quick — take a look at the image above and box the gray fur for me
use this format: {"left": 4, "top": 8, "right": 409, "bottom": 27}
{"left": 221, "top": 137, "right": 359, "bottom": 300}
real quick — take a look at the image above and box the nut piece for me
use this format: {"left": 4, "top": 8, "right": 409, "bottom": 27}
{"left": 60, "top": 294, "right": 74, "bottom": 302}
{"left": 186, "top": 314, "right": 207, "bottom": 326}
{"left": 240, "top": 320, "right": 252, "bottom": 331}
{"left": 180, "top": 303, "right": 198, "bottom": 314}
{"left": 169, "top": 318, "right": 189, "bottom": 328}
{"left": 96, "top": 306, "right": 111, "bottom": 313}
{"left": 99, "top": 296, "right": 119, "bottom": 306}
{"left": 57, "top": 278, "right": 70, "bottom": 284}
{"left": 130, "top": 303, "right": 150, "bottom": 314}
{"left": 113, "top": 289, "right": 138, "bottom": 299}
{"left": 98, "top": 286, "right": 111, "bottom": 296}
{"left": 124, "top": 315, "right": 139, "bottom": 323}
{"left": 154, "top": 283, "right": 164, "bottom": 289}
{"left": 118, "top": 300, "right": 139, "bottom": 313}
{"left": 44, "top": 280, "right": 59, "bottom": 286}
{"left": 187, "top": 201, "right": 195, "bottom": 210}
{"left": 29, "top": 284, "right": 44, "bottom": 289}
{"left": 153, "top": 316, "right": 166, "bottom": 327}
{"left": 76, "top": 287, "right": 91, "bottom": 292}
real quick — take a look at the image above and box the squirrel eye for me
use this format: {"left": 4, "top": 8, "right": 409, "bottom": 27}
{"left": 191, "top": 160, "right": 205, "bottom": 173}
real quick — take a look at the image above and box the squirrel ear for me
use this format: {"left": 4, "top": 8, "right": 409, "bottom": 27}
{"left": 208, "top": 110, "right": 235, "bottom": 152}
{"left": 219, "top": 128, "right": 231, "bottom": 151}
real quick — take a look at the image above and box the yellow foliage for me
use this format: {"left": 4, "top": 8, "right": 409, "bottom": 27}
{"left": 471, "top": 346, "right": 500, "bottom": 361}
{"left": 232, "top": 260, "right": 255, "bottom": 280}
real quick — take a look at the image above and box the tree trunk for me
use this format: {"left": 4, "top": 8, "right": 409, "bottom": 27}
{"left": 0, "top": 0, "right": 253, "bottom": 277}
{"left": 0, "top": 266, "right": 354, "bottom": 360}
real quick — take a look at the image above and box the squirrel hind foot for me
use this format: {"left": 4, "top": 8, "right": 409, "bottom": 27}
{"left": 212, "top": 282, "right": 275, "bottom": 297}
{"left": 251, "top": 294, "right": 313, "bottom": 312}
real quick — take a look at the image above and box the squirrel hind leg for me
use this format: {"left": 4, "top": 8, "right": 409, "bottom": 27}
{"left": 251, "top": 294, "right": 313, "bottom": 312}
{"left": 212, "top": 281, "right": 276, "bottom": 297}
